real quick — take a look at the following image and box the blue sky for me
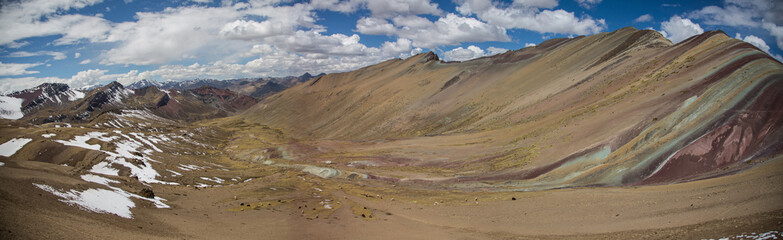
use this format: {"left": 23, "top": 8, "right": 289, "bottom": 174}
{"left": 1, "top": 0, "right": 782, "bottom": 93}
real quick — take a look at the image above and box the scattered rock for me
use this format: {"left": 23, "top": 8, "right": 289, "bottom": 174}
{"left": 139, "top": 188, "right": 155, "bottom": 198}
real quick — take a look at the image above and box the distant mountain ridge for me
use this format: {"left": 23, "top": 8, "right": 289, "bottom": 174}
{"left": 1, "top": 81, "right": 258, "bottom": 123}
{"left": 1, "top": 72, "right": 321, "bottom": 121}
{"left": 126, "top": 72, "right": 324, "bottom": 99}
{"left": 125, "top": 79, "right": 162, "bottom": 89}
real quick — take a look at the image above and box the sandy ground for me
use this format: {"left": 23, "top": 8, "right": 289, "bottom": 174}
{"left": 1, "top": 152, "right": 781, "bottom": 240}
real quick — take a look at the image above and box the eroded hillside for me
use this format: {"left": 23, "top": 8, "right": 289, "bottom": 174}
{"left": 242, "top": 27, "right": 783, "bottom": 190}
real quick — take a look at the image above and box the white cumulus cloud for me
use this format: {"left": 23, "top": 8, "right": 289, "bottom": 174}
{"left": 101, "top": 5, "right": 245, "bottom": 65}
{"left": 7, "top": 51, "right": 67, "bottom": 60}
{"left": 380, "top": 14, "right": 510, "bottom": 48}
{"left": 0, "top": 0, "right": 111, "bottom": 46}
{"left": 735, "top": 33, "right": 771, "bottom": 53}
{"left": 486, "top": 46, "right": 509, "bottom": 55}
{"left": 763, "top": 21, "right": 783, "bottom": 52}
{"left": 456, "top": 0, "right": 606, "bottom": 35}
{"left": 220, "top": 19, "right": 293, "bottom": 40}
{"left": 444, "top": 45, "right": 485, "bottom": 61}
{"left": 575, "top": 0, "right": 602, "bottom": 9}
{"left": 685, "top": 0, "right": 783, "bottom": 54}
{"left": 443, "top": 45, "right": 509, "bottom": 61}
{"left": 364, "top": 0, "right": 441, "bottom": 18}
{"left": 513, "top": 0, "right": 558, "bottom": 9}
{"left": 313, "top": 0, "right": 441, "bottom": 18}
{"left": 356, "top": 17, "right": 397, "bottom": 35}
{"left": 634, "top": 14, "right": 653, "bottom": 23}
{"left": 687, "top": 0, "right": 769, "bottom": 28}
{"left": 659, "top": 16, "right": 704, "bottom": 43}
{"left": 0, "top": 62, "right": 42, "bottom": 76}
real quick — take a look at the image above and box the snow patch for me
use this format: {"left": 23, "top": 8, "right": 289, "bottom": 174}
{"left": 0, "top": 161, "right": 5, "bottom": 166}
{"left": 90, "top": 162, "right": 120, "bottom": 176}
{"left": 103, "top": 141, "right": 175, "bottom": 185}
{"left": 178, "top": 164, "right": 206, "bottom": 171}
{"left": 81, "top": 174, "right": 120, "bottom": 186}
{"left": 55, "top": 132, "right": 176, "bottom": 185}
{"left": 199, "top": 177, "right": 225, "bottom": 184}
{"left": 42, "top": 133, "right": 56, "bottom": 138}
{"left": 34, "top": 176, "right": 170, "bottom": 219}
{"left": 33, "top": 183, "right": 136, "bottom": 219}
{"left": 55, "top": 132, "right": 118, "bottom": 151}
{"left": 114, "top": 110, "right": 174, "bottom": 126}
{"left": 0, "top": 138, "right": 32, "bottom": 157}
{"left": 66, "top": 89, "right": 85, "bottom": 101}
{"left": 0, "top": 96, "right": 24, "bottom": 120}
{"left": 129, "top": 133, "right": 162, "bottom": 152}
{"left": 111, "top": 88, "right": 134, "bottom": 104}
{"left": 708, "top": 230, "right": 781, "bottom": 240}
{"left": 166, "top": 169, "right": 182, "bottom": 176}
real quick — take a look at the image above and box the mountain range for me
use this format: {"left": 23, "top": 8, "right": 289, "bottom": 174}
{"left": 1, "top": 27, "right": 782, "bottom": 239}
{"left": 0, "top": 72, "right": 321, "bottom": 123}
{"left": 245, "top": 27, "right": 783, "bottom": 187}
{"left": 126, "top": 72, "right": 323, "bottom": 99}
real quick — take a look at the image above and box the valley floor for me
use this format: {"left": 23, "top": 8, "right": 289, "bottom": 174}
{"left": 0, "top": 117, "right": 781, "bottom": 239}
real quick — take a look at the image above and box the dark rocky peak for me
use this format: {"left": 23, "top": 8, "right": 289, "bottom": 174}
{"left": 82, "top": 81, "right": 133, "bottom": 112}
{"left": 8, "top": 83, "right": 84, "bottom": 113}
{"left": 104, "top": 81, "right": 125, "bottom": 91}
{"left": 421, "top": 51, "right": 439, "bottom": 62}
{"left": 10, "top": 83, "right": 70, "bottom": 96}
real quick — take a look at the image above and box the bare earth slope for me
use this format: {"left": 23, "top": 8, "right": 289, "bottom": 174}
{"left": 244, "top": 27, "right": 783, "bottom": 189}
{"left": 1, "top": 27, "right": 782, "bottom": 239}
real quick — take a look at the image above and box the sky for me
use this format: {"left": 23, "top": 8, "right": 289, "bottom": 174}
{"left": 1, "top": 0, "right": 782, "bottom": 93}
